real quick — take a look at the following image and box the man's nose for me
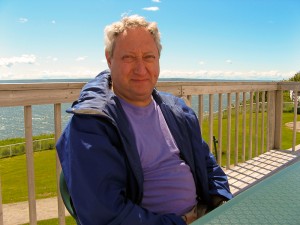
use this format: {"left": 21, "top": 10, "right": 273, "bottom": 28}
{"left": 134, "top": 58, "right": 147, "bottom": 75}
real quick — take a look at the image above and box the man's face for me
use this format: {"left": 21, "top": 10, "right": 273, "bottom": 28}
{"left": 106, "top": 27, "right": 160, "bottom": 107}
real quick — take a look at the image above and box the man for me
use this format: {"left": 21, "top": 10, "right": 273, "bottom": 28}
{"left": 56, "top": 15, "right": 232, "bottom": 225}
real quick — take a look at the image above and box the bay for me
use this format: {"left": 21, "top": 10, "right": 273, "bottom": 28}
{"left": 0, "top": 78, "right": 245, "bottom": 140}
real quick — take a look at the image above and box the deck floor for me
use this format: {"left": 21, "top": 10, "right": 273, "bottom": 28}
{"left": 226, "top": 147, "right": 300, "bottom": 195}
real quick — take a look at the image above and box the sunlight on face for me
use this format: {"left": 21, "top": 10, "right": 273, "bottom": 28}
{"left": 106, "top": 27, "right": 160, "bottom": 107}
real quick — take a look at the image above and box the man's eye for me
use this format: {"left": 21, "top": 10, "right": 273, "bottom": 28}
{"left": 144, "top": 55, "right": 156, "bottom": 62}
{"left": 122, "top": 55, "right": 135, "bottom": 62}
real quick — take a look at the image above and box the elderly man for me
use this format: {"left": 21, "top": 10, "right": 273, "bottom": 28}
{"left": 56, "top": 15, "right": 232, "bottom": 225}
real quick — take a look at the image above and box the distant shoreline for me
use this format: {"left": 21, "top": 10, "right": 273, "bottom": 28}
{"left": 0, "top": 77, "right": 280, "bottom": 84}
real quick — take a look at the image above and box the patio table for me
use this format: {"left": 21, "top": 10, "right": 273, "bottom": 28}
{"left": 191, "top": 159, "right": 300, "bottom": 225}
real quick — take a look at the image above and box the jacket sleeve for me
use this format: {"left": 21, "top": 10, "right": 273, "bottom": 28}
{"left": 56, "top": 115, "right": 186, "bottom": 225}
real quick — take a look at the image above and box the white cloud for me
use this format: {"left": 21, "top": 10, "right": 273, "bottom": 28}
{"left": 142, "top": 7, "right": 159, "bottom": 11}
{"left": 76, "top": 56, "right": 87, "bottom": 61}
{"left": 0, "top": 55, "right": 36, "bottom": 67}
{"left": 51, "top": 20, "right": 56, "bottom": 24}
{"left": 226, "top": 59, "right": 232, "bottom": 64}
{"left": 0, "top": 68, "right": 99, "bottom": 80}
{"left": 18, "top": 18, "right": 28, "bottom": 23}
{"left": 160, "top": 69, "right": 296, "bottom": 81}
{"left": 45, "top": 56, "right": 58, "bottom": 63}
{"left": 121, "top": 10, "right": 133, "bottom": 18}
{"left": 152, "top": 0, "right": 161, "bottom": 2}
{"left": 198, "top": 61, "right": 205, "bottom": 65}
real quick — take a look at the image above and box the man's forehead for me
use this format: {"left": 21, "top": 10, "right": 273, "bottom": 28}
{"left": 118, "top": 27, "right": 150, "bottom": 38}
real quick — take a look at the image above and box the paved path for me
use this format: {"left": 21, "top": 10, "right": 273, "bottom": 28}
{"left": 2, "top": 197, "right": 69, "bottom": 225}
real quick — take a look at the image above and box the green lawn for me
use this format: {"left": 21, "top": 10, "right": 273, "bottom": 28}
{"left": 1, "top": 112, "right": 299, "bottom": 205}
{"left": 1, "top": 150, "right": 57, "bottom": 204}
{"left": 201, "top": 111, "right": 300, "bottom": 166}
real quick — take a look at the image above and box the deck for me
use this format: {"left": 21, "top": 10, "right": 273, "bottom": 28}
{"left": 0, "top": 80, "right": 300, "bottom": 225}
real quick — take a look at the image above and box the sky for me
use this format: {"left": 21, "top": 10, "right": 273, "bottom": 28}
{"left": 0, "top": 0, "right": 299, "bottom": 81}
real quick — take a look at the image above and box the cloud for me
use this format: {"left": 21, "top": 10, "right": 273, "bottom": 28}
{"left": 198, "top": 61, "right": 205, "bottom": 65}
{"left": 76, "top": 56, "right": 87, "bottom": 61}
{"left": 160, "top": 69, "right": 296, "bottom": 81}
{"left": 18, "top": 18, "right": 28, "bottom": 23}
{"left": 121, "top": 10, "right": 133, "bottom": 18}
{"left": 225, "top": 59, "right": 232, "bottom": 64}
{"left": 142, "top": 7, "right": 159, "bottom": 11}
{"left": 0, "top": 55, "right": 36, "bottom": 67}
{"left": 152, "top": 0, "right": 161, "bottom": 2}
{"left": 0, "top": 68, "right": 99, "bottom": 80}
{"left": 51, "top": 20, "right": 56, "bottom": 24}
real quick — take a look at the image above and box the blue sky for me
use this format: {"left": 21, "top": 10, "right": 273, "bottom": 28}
{"left": 0, "top": 0, "right": 299, "bottom": 80}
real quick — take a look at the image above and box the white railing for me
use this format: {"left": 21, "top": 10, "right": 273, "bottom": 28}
{"left": 0, "top": 80, "right": 299, "bottom": 225}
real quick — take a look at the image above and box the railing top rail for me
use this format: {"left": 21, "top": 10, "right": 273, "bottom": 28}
{"left": 0, "top": 82, "right": 85, "bottom": 91}
{"left": 277, "top": 81, "right": 300, "bottom": 91}
{"left": 1, "top": 81, "right": 300, "bottom": 107}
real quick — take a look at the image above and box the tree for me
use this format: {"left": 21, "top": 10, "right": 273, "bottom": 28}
{"left": 289, "top": 72, "right": 300, "bottom": 82}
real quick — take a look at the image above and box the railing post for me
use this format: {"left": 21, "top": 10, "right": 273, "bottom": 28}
{"left": 267, "top": 91, "right": 276, "bottom": 150}
{"left": 54, "top": 103, "right": 66, "bottom": 225}
{"left": 24, "top": 105, "right": 37, "bottom": 225}
{"left": 274, "top": 90, "right": 283, "bottom": 149}
{"left": 217, "top": 93, "right": 223, "bottom": 166}
{"left": 209, "top": 94, "right": 214, "bottom": 152}
{"left": 261, "top": 92, "right": 265, "bottom": 153}
{"left": 248, "top": 92, "right": 254, "bottom": 159}
{"left": 198, "top": 95, "right": 204, "bottom": 132}
{"left": 0, "top": 176, "right": 3, "bottom": 225}
{"left": 234, "top": 93, "right": 239, "bottom": 166}
{"left": 226, "top": 93, "right": 232, "bottom": 169}
{"left": 292, "top": 89, "right": 298, "bottom": 151}
{"left": 241, "top": 92, "right": 246, "bottom": 162}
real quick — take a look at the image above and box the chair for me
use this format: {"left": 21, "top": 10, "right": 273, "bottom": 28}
{"left": 59, "top": 172, "right": 78, "bottom": 221}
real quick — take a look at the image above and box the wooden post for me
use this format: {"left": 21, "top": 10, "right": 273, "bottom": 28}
{"left": 54, "top": 104, "right": 66, "bottom": 225}
{"left": 261, "top": 92, "right": 265, "bottom": 153}
{"left": 209, "top": 94, "right": 214, "bottom": 152}
{"left": 218, "top": 93, "right": 223, "bottom": 165}
{"left": 293, "top": 90, "right": 298, "bottom": 151}
{"left": 24, "top": 105, "right": 37, "bottom": 225}
{"left": 267, "top": 91, "right": 276, "bottom": 151}
{"left": 0, "top": 176, "right": 3, "bottom": 225}
{"left": 234, "top": 93, "right": 239, "bottom": 166}
{"left": 198, "top": 95, "right": 204, "bottom": 131}
{"left": 248, "top": 92, "right": 253, "bottom": 159}
{"left": 274, "top": 90, "right": 282, "bottom": 149}
{"left": 226, "top": 93, "right": 232, "bottom": 169}
{"left": 242, "top": 92, "right": 246, "bottom": 162}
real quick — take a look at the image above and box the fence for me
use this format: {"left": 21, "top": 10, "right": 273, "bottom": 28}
{"left": 0, "top": 138, "right": 55, "bottom": 158}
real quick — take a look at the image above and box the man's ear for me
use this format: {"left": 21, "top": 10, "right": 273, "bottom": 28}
{"left": 105, "top": 51, "right": 112, "bottom": 69}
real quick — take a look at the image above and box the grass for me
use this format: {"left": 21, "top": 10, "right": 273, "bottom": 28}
{"left": 0, "top": 111, "right": 299, "bottom": 205}
{"left": 201, "top": 111, "right": 300, "bottom": 166}
{"left": 1, "top": 150, "right": 57, "bottom": 204}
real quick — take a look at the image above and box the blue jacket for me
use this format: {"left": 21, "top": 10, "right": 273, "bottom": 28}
{"left": 56, "top": 70, "right": 232, "bottom": 225}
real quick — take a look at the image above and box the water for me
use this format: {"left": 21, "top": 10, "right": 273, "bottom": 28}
{"left": 0, "top": 79, "right": 247, "bottom": 140}
{"left": 0, "top": 104, "right": 72, "bottom": 140}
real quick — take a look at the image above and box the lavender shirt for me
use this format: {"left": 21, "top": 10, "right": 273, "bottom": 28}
{"left": 119, "top": 98, "right": 197, "bottom": 215}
